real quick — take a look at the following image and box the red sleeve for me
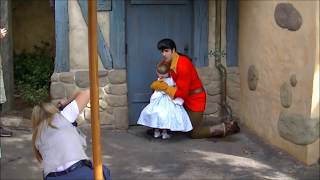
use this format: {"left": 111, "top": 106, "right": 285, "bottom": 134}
{"left": 174, "top": 60, "right": 191, "bottom": 100}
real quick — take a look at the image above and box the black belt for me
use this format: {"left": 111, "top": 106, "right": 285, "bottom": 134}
{"left": 46, "top": 159, "right": 92, "bottom": 177}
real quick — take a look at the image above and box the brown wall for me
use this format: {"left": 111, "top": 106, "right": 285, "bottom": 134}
{"left": 238, "top": 0, "right": 319, "bottom": 165}
{"left": 12, "top": 0, "right": 54, "bottom": 55}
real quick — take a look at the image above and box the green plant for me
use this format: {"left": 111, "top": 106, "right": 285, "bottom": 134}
{"left": 14, "top": 42, "right": 54, "bottom": 104}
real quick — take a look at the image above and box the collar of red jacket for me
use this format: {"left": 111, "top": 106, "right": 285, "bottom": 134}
{"left": 170, "top": 52, "right": 179, "bottom": 73}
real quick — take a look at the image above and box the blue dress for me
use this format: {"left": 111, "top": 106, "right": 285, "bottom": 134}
{"left": 137, "top": 77, "right": 193, "bottom": 132}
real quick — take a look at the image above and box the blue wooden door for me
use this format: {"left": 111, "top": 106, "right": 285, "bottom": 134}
{"left": 126, "top": 0, "right": 193, "bottom": 125}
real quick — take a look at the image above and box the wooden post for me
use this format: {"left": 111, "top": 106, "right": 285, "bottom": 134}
{"left": 88, "top": 0, "right": 103, "bottom": 179}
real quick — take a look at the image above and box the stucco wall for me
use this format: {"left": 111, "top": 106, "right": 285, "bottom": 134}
{"left": 239, "top": 0, "right": 319, "bottom": 165}
{"left": 69, "top": 0, "right": 109, "bottom": 70}
{"left": 12, "top": 0, "right": 54, "bottom": 55}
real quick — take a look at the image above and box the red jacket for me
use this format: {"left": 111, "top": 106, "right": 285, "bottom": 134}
{"left": 170, "top": 53, "right": 206, "bottom": 112}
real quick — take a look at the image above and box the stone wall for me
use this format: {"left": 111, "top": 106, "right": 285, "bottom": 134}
{"left": 50, "top": 69, "right": 128, "bottom": 129}
{"left": 197, "top": 66, "right": 240, "bottom": 124}
{"left": 204, "top": 0, "right": 241, "bottom": 123}
{"left": 238, "top": 0, "right": 319, "bottom": 165}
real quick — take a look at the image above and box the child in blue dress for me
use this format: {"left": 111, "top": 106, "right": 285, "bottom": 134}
{"left": 137, "top": 61, "right": 193, "bottom": 139}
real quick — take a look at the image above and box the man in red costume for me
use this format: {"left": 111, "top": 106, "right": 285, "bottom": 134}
{"left": 151, "top": 38, "right": 239, "bottom": 138}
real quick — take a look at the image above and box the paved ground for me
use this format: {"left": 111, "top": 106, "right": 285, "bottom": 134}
{"left": 0, "top": 113, "right": 319, "bottom": 180}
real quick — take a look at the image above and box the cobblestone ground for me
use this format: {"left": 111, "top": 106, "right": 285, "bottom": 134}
{"left": 0, "top": 113, "right": 319, "bottom": 180}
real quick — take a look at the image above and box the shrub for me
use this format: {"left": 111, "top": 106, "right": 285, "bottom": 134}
{"left": 14, "top": 42, "right": 54, "bottom": 104}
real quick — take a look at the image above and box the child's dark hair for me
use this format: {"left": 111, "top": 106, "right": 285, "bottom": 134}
{"left": 156, "top": 61, "right": 170, "bottom": 75}
{"left": 157, "top": 38, "right": 176, "bottom": 51}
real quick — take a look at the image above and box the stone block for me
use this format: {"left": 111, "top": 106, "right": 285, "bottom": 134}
{"left": 103, "top": 94, "right": 127, "bottom": 107}
{"left": 1, "top": 115, "right": 24, "bottom": 127}
{"left": 51, "top": 73, "right": 59, "bottom": 82}
{"left": 75, "top": 71, "right": 89, "bottom": 88}
{"left": 114, "top": 107, "right": 129, "bottom": 129}
{"left": 50, "top": 82, "right": 65, "bottom": 99}
{"left": 98, "top": 70, "right": 108, "bottom": 77}
{"left": 108, "top": 69, "right": 126, "bottom": 84}
{"left": 197, "top": 67, "right": 220, "bottom": 84}
{"left": 59, "top": 72, "right": 75, "bottom": 83}
{"left": 205, "top": 81, "right": 221, "bottom": 96}
{"left": 104, "top": 84, "right": 127, "bottom": 95}
{"left": 278, "top": 111, "right": 319, "bottom": 145}
{"left": 226, "top": 67, "right": 239, "bottom": 74}
{"left": 200, "top": 67, "right": 220, "bottom": 79}
{"left": 100, "top": 111, "right": 114, "bottom": 125}
{"left": 274, "top": 3, "right": 302, "bottom": 31}
{"left": 248, "top": 65, "right": 259, "bottom": 91}
{"left": 204, "top": 102, "right": 220, "bottom": 115}
{"left": 84, "top": 108, "right": 114, "bottom": 125}
{"left": 99, "top": 77, "right": 109, "bottom": 87}
{"left": 65, "top": 84, "right": 78, "bottom": 97}
{"left": 201, "top": 78, "right": 212, "bottom": 86}
{"left": 290, "top": 74, "right": 297, "bottom": 87}
{"left": 207, "top": 94, "right": 221, "bottom": 103}
{"left": 99, "top": 99, "right": 108, "bottom": 110}
{"left": 280, "top": 82, "right": 292, "bottom": 108}
{"left": 105, "top": 104, "right": 114, "bottom": 115}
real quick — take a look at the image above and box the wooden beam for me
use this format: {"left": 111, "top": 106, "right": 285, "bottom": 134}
{"left": 110, "top": 0, "right": 126, "bottom": 69}
{"left": 88, "top": 0, "right": 103, "bottom": 179}
{"left": 55, "top": 0, "right": 70, "bottom": 72}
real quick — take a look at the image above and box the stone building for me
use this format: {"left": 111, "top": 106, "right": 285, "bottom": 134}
{"left": 0, "top": 0, "right": 318, "bottom": 165}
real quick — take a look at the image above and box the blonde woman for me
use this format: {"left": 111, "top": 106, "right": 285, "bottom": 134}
{"left": 32, "top": 89, "right": 111, "bottom": 179}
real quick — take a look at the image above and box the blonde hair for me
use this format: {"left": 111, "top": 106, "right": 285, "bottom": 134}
{"left": 156, "top": 61, "right": 170, "bottom": 75}
{"left": 31, "top": 102, "right": 59, "bottom": 162}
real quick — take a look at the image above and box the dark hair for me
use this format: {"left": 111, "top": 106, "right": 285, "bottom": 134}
{"left": 157, "top": 38, "right": 176, "bottom": 51}
{"left": 157, "top": 38, "right": 193, "bottom": 62}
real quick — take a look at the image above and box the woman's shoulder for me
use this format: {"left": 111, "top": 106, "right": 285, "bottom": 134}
{"left": 52, "top": 113, "right": 74, "bottom": 127}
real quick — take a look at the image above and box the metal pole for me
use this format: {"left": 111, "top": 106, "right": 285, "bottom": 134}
{"left": 88, "top": 0, "right": 103, "bottom": 179}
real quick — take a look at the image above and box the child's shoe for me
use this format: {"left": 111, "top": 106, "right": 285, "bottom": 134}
{"left": 162, "top": 132, "right": 171, "bottom": 139}
{"left": 154, "top": 129, "right": 161, "bottom": 138}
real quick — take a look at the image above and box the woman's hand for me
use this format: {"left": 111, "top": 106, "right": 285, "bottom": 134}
{"left": 0, "top": 28, "right": 7, "bottom": 38}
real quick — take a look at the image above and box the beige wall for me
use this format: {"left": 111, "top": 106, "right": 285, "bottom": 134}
{"left": 69, "top": 0, "right": 109, "bottom": 70}
{"left": 239, "top": 0, "right": 319, "bottom": 164}
{"left": 12, "top": 0, "right": 54, "bottom": 55}
{"left": 308, "top": 0, "right": 320, "bottom": 164}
